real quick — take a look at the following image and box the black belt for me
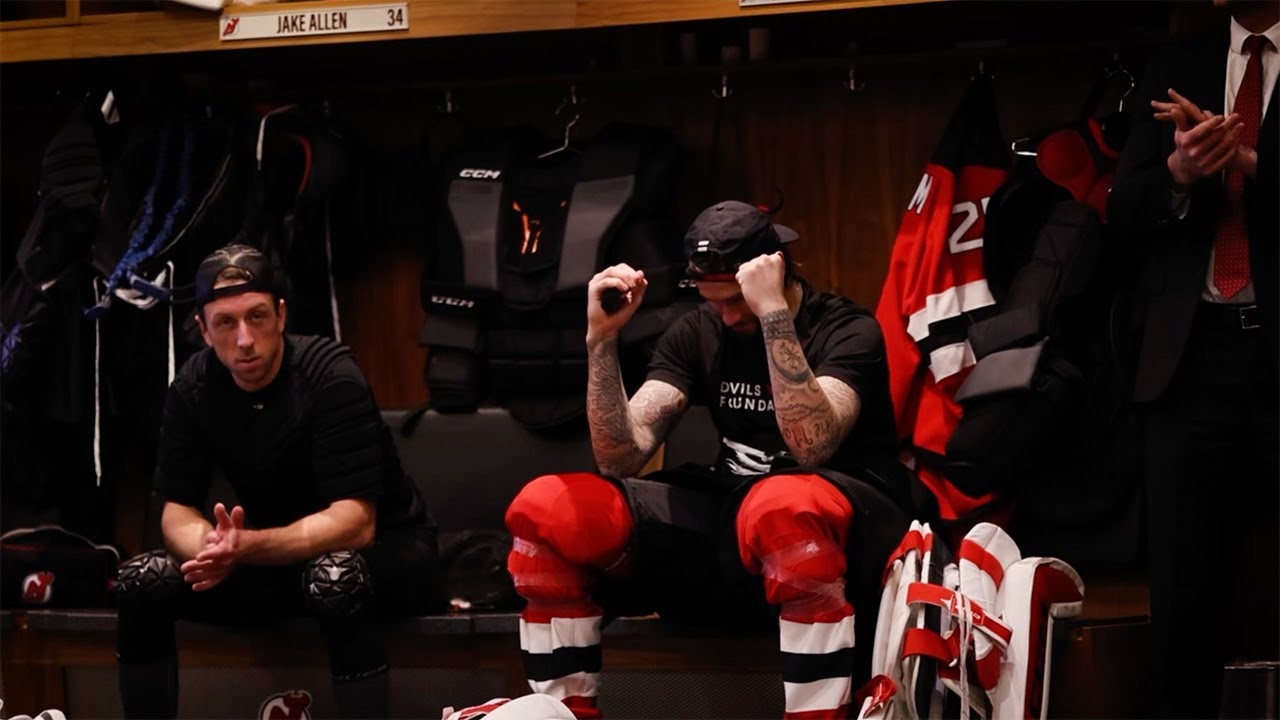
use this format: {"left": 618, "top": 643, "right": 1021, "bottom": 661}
{"left": 1198, "top": 302, "right": 1260, "bottom": 331}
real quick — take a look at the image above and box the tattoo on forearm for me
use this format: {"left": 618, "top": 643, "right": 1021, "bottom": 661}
{"left": 762, "top": 310, "right": 813, "bottom": 384}
{"left": 586, "top": 339, "right": 687, "bottom": 477}
{"left": 760, "top": 309, "right": 847, "bottom": 465}
{"left": 586, "top": 337, "right": 637, "bottom": 463}
{"left": 633, "top": 386, "right": 684, "bottom": 433}
{"left": 778, "top": 402, "right": 841, "bottom": 462}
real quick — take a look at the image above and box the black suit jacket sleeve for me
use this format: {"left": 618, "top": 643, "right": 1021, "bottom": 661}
{"left": 1110, "top": 42, "right": 1182, "bottom": 244}
{"left": 1110, "top": 35, "right": 1231, "bottom": 243}
{"left": 1109, "top": 35, "right": 1227, "bottom": 401}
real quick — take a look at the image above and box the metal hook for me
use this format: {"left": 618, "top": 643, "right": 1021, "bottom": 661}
{"left": 540, "top": 85, "right": 583, "bottom": 159}
{"left": 1117, "top": 68, "right": 1135, "bottom": 113}
{"left": 1099, "top": 51, "right": 1135, "bottom": 112}
{"left": 845, "top": 66, "right": 867, "bottom": 93}
{"left": 712, "top": 72, "right": 733, "bottom": 100}
{"left": 562, "top": 113, "right": 580, "bottom": 143}
{"left": 538, "top": 110, "right": 580, "bottom": 159}
{"left": 555, "top": 84, "right": 585, "bottom": 117}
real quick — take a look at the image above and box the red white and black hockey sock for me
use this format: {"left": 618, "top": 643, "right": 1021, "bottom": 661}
{"left": 505, "top": 473, "right": 635, "bottom": 720}
{"left": 510, "top": 539, "right": 604, "bottom": 720}
{"left": 737, "top": 474, "right": 857, "bottom": 719}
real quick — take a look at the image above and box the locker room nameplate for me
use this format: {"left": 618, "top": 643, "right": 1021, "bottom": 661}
{"left": 738, "top": 0, "right": 826, "bottom": 6}
{"left": 219, "top": 3, "right": 408, "bottom": 42}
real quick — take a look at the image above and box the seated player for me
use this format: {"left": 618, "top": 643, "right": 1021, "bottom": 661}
{"left": 114, "top": 245, "right": 441, "bottom": 719}
{"left": 505, "top": 201, "right": 916, "bottom": 719}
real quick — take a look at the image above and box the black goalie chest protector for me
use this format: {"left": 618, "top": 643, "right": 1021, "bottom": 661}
{"left": 420, "top": 124, "right": 692, "bottom": 430}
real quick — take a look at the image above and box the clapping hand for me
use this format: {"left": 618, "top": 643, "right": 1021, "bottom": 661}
{"left": 1153, "top": 88, "right": 1250, "bottom": 184}
{"left": 180, "top": 503, "right": 245, "bottom": 592}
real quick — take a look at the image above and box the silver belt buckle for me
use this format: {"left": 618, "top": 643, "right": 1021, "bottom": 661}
{"left": 1239, "top": 304, "right": 1260, "bottom": 330}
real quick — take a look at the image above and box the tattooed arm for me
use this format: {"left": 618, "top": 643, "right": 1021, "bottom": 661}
{"left": 760, "top": 309, "right": 862, "bottom": 466}
{"left": 586, "top": 336, "right": 689, "bottom": 478}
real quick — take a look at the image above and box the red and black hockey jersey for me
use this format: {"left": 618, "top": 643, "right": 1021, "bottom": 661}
{"left": 875, "top": 75, "right": 1008, "bottom": 520}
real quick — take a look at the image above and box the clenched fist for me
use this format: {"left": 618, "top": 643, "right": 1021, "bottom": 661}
{"left": 587, "top": 264, "right": 647, "bottom": 343}
{"left": 736, "top": 252, "right": 788, "bottom": 318}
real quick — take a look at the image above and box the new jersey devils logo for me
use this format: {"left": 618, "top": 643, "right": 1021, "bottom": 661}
{"left": 22, "top": 572, "right": 55, "bottom": 605}
{"left": 259, "top": 690, "right": 312, "bottom": 720}
{"left": 222, "top": 17, "right": 241, "bottom": 37}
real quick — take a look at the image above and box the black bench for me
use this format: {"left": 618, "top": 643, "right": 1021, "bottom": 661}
{"left": 0, "top": 408, "right": 1150, "bottom": 718}
{"left": 2, "top": 408, "right": 794, "bottom": 720}
{"left": 387, "top": 407, "right": 718, "bottom": 532}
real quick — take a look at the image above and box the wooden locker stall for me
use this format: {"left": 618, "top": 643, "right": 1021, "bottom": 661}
{"left": 0, "top": 1, "right": 1197, "bottom": 716}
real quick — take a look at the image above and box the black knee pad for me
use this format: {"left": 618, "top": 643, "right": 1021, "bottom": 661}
{"left": 116, "top": 550, "right": 183, "bottom": 605}
{"left": 304, "top": 551, "right": 373, "bottom": 618}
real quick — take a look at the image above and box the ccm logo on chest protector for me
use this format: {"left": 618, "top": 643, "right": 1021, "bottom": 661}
{"left": 459, "top": 168, "right": 501, "bottom": 179}
{"left": 431, "top": 295, "right": 476, "bottom": 309}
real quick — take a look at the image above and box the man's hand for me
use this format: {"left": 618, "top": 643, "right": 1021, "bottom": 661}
{"left": 736, "top": 252, "right": 788, "bottom": 318}
{"left": 1153, "top": 89, "right": 1250, "bottom": 184}
{"left": 587, "top": 264, "right": 647, "bottom": 343}
{"left": 180, "top": 503, "right": 244, "bottom": 592}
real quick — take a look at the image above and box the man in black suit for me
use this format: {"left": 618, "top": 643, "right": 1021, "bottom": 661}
{"left": 1109, "top": 1, "right": 1278, "bottom": 716}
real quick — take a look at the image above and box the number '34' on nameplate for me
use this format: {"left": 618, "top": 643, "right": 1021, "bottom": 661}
{"left": 219, "top": 2, "right": 408, "bottom": 42}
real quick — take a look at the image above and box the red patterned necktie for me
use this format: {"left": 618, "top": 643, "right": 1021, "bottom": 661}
{"left": 1213, "top": 34, "right": 1271, "bottom": 300}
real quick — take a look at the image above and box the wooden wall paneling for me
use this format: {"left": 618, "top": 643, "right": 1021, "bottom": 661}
{"left": 0, "top": 0, "right": 946, "bottom": 64}
{"left": 0, "top": 26, "right": 1158, "bottom": 413}
{"left": 0, "top": 0, "right": 69, "bottom": 30}
{"left": 338, "top": 246, "right": 429, "bottom": 410}
{"left": 328, "top": 93, "right": 437, "bottom": 409}
{"left": 318, "top": 40, "right": 1140, "bottom": 408}
{"left": 575, "top": 0, "right": 940, "bottom": 30}
{"left": 0, "top": 1, "right": 584, "bottom": 63}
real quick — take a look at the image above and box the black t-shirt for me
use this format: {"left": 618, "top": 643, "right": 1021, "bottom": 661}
{"left": 155, "top": 335, "right": 429, "bottom": 534}
{"left": 647, "top": 281, "right": 904, "bottom": 494}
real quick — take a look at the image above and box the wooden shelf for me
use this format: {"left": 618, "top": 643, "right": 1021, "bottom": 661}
{"left": 0, "top": 0, "right": 940, "bottom": 64}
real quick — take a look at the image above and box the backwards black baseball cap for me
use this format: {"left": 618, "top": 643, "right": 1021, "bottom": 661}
{"left": 684, "top": 201, "right": 798, "bottom": 281}
{"left": 194, "top": 244, "right": 281, "bottom": 309}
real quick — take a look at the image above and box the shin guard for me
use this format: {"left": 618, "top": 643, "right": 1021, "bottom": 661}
{"left": 505, "top": 473, "right": 633, "bottom": 719}
{"left": 116, "top": 551, "right": 183, "bottom": 720}
{"left": 737, "top": 474, "right": 856, "bottom": 719}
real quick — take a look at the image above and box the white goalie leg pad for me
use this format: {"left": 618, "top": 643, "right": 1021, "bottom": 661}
{"left": 442, "top": 694, "right": 577, "bottom": 720}
{"left": 856, "top": 520, "right": 930, "bottom": 720}
{"left": 857, "top": 522, "right": 1086, "bottom": 720}
{"left": 990, "top": 557, "right": 1084, "bottom": 720}
{"left": 902, "top": 523, "right": 1020, "bottom": 719}
{"left": 957, "top": 523, "right": 1023, "bottom": 692}
{"left": 854, "top": 674, "right": 900, "bottom": 720}
{"left": 901, "top": 522, "right": 957, "bottom": 720}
